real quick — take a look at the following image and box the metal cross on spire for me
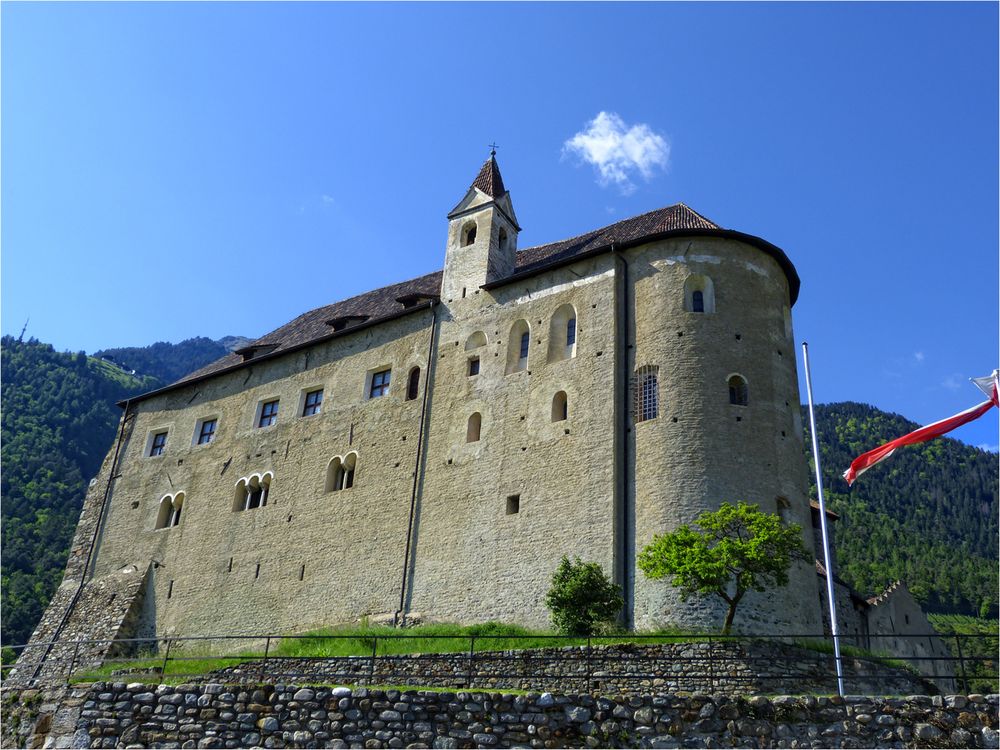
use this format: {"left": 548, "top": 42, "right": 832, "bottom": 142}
{"left": 488, "top": 142, "right": 498, "bottom": 156}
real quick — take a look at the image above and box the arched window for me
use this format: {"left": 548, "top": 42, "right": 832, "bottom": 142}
{"left": 406, "top": 367, "right": 420, "bottom": 401}
{"left": 633, "top": 365, "right": 659, "bottom": 423}
{"left": 728, "top": 375, "right": 749, "bottom": 406}
{"left": 462, "top": 221, "right": 477, "bottom": 246}
{"left": 551, "top": 391, "right": 568, "bottom": 422}
{"left": 547, "top": 304, "right": 578, "bottom": 363}
{"left": 692, "top": 290, "right": 704, "bottom": 313}
{"left": 155, "top": 495, "right": 173, "bottom": 530}
{"left": 168, "top": 492, "right": 184, "bottom": 527}
{"left": 684, "top": 275, "right": 715, "bottom": 313}
{"left": 506, "top": 320, "right": 530, "bottom": 374}
{"left": 465, "top": 331, "right": 487, "bottom": 350}
{"left": 326, "top": 454, "right": 358, "bottom": 492}
{"left": 467, "top": 412, "right": 482, "bottom": 443}
{"left": 234, "top": 473, "right": 272, "bottom": 511}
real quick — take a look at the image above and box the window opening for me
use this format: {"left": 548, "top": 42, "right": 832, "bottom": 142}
{"left": 406, "top": 367, "right": 420, "bottom": 401}
{"left": 692, "top": 290, "right": 704, "bottom": 313}
{"left": 728, "top": 375, "right": 749, "bottom": 406}
{"left": 468, "top": 357, "right": 480, "bottom": 376}
{"left": 552, "top": 391, "right": 568, "bottom": 422}
{"left": 633, "top": 365, "right": 659, "bottom": 422}
{"left": 258, "top": 400, "right": 279, "bottom": 427}
{"left": 506, "top": 320, "right": 530, "bottom": 374}
{"left": 302, "top": 389, "right": 323, "bottom": 417}
{"left": 467, "top": 412, "right": 482, "bottom": 443}
{"left": 369, "top": 369, "right": 391, "bottom": 398}
{"left": 327, "top": 454, "right": 358, "bottom": 492}
{"left": 548, "top": 304, "right": 578, "bottom": 362}
{"left": 566, "top": 317, "right": 576, "bottom": 346}
{"left": 235, "top": 474, "right": 272, "bottom": 511}
{"left": 150, "top": 432, "right": 168, "bottom": 456}
{"left": 519, "top": 332, "right": 530, "bottom": 360}
{"left": 462, "top": 222, "right": 477, "bottom": 246}
{"left": 197, "top": 419, "right": 217, "bottom": 445}
{"left": 506, "top": 494, "right": 520, "bottom": 515}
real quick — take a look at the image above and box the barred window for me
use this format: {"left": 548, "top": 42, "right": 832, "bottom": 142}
{"left": 633, "top": 365, "right": 659, "bottom": 423}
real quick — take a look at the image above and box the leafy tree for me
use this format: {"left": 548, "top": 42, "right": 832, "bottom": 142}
{"left": 638, "top": 502, "right": 809, "bottom": 635}
{"left": 545, "top": 556, "right": 623, "bottom": 635}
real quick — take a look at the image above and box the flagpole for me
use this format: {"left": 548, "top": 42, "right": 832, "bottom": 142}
{"left": 801, "top": 342, "right": 845, "bottom": 697}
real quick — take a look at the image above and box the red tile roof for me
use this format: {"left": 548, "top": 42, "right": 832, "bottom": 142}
{"left": 130, "top": 202, "right": 798, "bottom": 403}
{"left": 471, "top": 154, "right": 505, "bottom": 197}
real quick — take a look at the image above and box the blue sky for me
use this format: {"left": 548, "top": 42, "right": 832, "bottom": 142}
{"left": 3, "top": 3, "right": 997, "bottom": 450}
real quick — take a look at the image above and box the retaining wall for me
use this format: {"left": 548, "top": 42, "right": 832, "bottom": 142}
{"left": 3, "top": 683, "right": 997, "bottom": 750}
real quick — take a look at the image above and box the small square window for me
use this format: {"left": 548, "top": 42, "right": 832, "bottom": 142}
{"left": 149, "top": 432, "right": 168, "bottom": 456}
{"left": 258, "top": 400, "right": 279, "bottom": 428}
{"left": 506, "top": 494, "right": 520, "bottom": 515}
{"left": 468, "top": 357, "right": 480, "bottom": 376}
{"left": 302, "top": 389, "right": 323, "bottom": 416}
{"left": 197, "top": 419, "right": 217, "bottom": 445}
{"left": 369, "top": 369, "right": 391, "bottom": 399}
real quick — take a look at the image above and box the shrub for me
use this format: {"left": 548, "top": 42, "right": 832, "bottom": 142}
{"left": 545, "top": 556, "right": 623, "bottom": 635}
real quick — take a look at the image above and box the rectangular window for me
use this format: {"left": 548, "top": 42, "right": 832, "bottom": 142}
{"left": 519, "top": 332, "right": 530, "bottom": 360}
{"left": 566, "top": 318, "right": 577, "bottom": 346}
{"left": 258, "top": 400, "right": 279, "bottom": 427}
{"left": 149, "top": 432, "right": 168, "bottom": 456}
{"left": 506, "top": 494, "right": 520, "bottom": 515}
{"left": 468, "top": 357, "right": 480, "bottom": 376}
{"left": 302, "top": 389, "right": 323, "bottom": 416}
{"left": 197, "top": 419, "right": 217, "bottom": 445}
{"left": 369, "top": 369, "right": 391, "bottom": 398}
{"left": 633, "top": 366, "right": 659, "bottom": 423}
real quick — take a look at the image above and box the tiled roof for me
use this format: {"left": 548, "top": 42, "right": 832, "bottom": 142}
{"left": 471, "top": 154, "right": 505, "bottom": 197}
{"left": 143, "top": 202, "right": 795, "bottom": 400}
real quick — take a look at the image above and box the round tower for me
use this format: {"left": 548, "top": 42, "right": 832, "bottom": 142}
{"left": 627, "top": 231, "right": 822, "bottom": 634}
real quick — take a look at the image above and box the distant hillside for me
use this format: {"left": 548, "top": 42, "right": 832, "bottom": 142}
{"left": 0, "top": 335, "right": 239, "bottom": 645}
{"left": 803, "top": 402, "right": 998, "bottom": 617}
{"left": 93, "top": 336, "right": 233, "bottom": 384}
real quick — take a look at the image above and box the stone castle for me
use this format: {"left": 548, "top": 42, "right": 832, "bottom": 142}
{"left": 20, "top": 154, "right": 952, "bottom": 684}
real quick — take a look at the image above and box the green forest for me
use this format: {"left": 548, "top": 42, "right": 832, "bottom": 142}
{"left": 1, "top": 335, "right": 997, "bottom": 647}
{"left": 0, "top": 336, "right": 230, "bottom": 645}
{"left": 803, "top": 402, "right": 998, "bottom": 617}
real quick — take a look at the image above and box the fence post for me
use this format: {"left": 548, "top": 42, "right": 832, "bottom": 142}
{"left": 259, "top": 636, "right": 271, "bottom": 684}
{"left": 953, "top": 634, "right": 969, "bottom": 694}
{"left": 467, "top": 636, "right": 476, "bottom": 690}
{"left": 66, "top": 639, "right": 82, "bottom": 686}
{"left": 368, "top": 637, "right": 378, "bottom": 685}
{"left": 707, "top": 636, "right": 714, "bottom": 693}
{"left": 160, "top": 638, "right": 173, "bottom": 679}
{"left": 586, "top": 637, "right": 592, "bottom": 693}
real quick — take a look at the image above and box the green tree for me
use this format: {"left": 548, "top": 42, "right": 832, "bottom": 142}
{"left": 545, "top": 556, "right": 623, "bottom": 635}
{"left": 638, "top": 502, "right": 809, "bottom": 635}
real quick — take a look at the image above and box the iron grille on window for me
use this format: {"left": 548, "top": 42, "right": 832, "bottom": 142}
{"left": 633, "top": 365, "right": 659, "bottom": 423}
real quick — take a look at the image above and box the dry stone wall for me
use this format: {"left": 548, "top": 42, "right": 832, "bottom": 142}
{"left": 4, "top": 683, "right": 997, "bottom": 750}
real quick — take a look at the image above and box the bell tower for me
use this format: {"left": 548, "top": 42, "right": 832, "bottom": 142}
{"left": 442, "top": 151, "right": 520, "bottom": 301}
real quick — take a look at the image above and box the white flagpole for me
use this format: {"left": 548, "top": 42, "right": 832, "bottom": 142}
{"left": 801, "top": 342, "right": 845, "bottom": 697}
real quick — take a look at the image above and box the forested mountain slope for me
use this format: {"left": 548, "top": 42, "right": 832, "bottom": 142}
{"left": 93, "top": 336, "right": 238, "bottom": 384}
{"left": 0, "top": 336, "right": 236, "bottom": 645}
{"left": 803, "top": 402, "right": 998, "bottom": 617}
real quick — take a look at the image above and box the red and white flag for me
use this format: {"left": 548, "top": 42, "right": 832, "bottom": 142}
{"left": 843, "top": 370, "right": 999, "bottom": 486}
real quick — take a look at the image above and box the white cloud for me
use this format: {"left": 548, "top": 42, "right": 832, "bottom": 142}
{"left": 563, "top": 112, "right": 670, "bottom": 194}
{"left": 941, "top": 374, "right": 964, "bottom": 391}
{"left": 977, "top": 443, "right": 999, "bottom": 453}
{"left": 913, "top": 351, "right": 925, "bottom": 363}
{"left": 321, "top": 195, "right": 336, "bottom": 204}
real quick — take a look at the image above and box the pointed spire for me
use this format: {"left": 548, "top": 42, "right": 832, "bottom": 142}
{"left": 471, "top": 152, "right": 506, "bottom": 197}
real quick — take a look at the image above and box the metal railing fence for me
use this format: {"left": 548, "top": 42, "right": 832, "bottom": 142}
{"left": 3, "top": 631, "right": 996, "bottom": 695}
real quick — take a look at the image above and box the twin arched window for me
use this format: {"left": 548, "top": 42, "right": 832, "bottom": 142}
{"left": 234, "top": 474, "right": 272, "bottom": 512}
{"left": 326, "top": 453, "right": 358, "bottom": 492}
{"left": 547, "top": 304, "right": 577, "bottom": 363}
{"left": 155, "top": 492, "right": 185, "bottom": 529}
